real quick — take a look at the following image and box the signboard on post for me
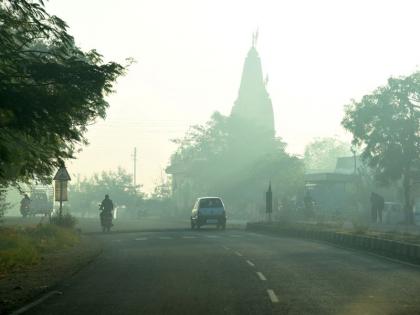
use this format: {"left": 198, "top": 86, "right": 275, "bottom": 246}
{"left": 54, "top": 181, "right": 68, "bottom": 201}
{"left": 53, "top": 166, "right": 71, "bottom": 217}
{"left": 53, "top": 167, "right": 71, "bottom": 181}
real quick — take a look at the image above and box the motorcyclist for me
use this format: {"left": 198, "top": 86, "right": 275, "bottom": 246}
{"left": 99, "top": 194, "right": 114, "bottom": 230}
{"left": 20, "top": 194, "right": 31, "bottom": 217}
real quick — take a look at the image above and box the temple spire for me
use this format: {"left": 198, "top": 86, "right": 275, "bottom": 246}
{"left": 252, "top": 29, "right": 259, "bottom": 47}
{"left": 230, "top": 39, "right": 275, "bottom": 137}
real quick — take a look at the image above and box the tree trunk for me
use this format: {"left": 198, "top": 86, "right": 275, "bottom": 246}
{"left": 403, "top": 169, "right": 414, "bottom": 225}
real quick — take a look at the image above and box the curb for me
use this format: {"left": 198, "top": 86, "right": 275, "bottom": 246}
{"left": 246, "top": 222, "right": 420, "bottom": 265}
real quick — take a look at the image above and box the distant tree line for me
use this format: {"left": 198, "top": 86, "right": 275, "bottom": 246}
{"left": 68, "top": 168, "right": 144, "bottom": 217}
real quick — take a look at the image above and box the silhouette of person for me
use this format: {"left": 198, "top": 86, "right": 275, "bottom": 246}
{"left": 100, "top": 194, "right": 114, "bottom": 225}
{"left": 21, "top": 194, "right": 30, "bottom": 206}
{"left": 370, "top": 192, "right": 378, "bottom": 223}
{"left": 20, "top": 194, "right": 31, "bottom": 216}
{"left": 377, "top": 194, "right": 385, "bottom": 223}
{"left": 100, "top": 194, "right": 114, "bottom": 213}
{"left": 370, "top": 192, "right": 385, "bottom": 223}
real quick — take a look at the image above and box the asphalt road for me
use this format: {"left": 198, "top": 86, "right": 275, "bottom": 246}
{"left": 22, "top": 224, "right": 420, "bottom": 315}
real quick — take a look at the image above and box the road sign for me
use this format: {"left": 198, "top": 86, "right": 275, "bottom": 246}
{"left": 53, "top": 167, "right": 71, "bottom": 181}
{"left": 53, "top": 166, "right": 71, "bottom": 217}
{"left": 55, "top": 181, "right": 68, "bottom": 201}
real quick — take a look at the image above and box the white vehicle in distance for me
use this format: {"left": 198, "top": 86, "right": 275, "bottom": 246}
{"left": 191, "top": 197, "right": 226, "bottom": 230}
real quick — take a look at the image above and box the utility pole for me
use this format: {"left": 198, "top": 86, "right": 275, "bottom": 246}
{"left": 133, "top": 147, "right": 137, "bottom": 190}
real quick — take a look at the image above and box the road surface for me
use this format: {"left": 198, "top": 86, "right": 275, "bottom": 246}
{"left": 21, "top": 224, "right": 420, "bottom": 315}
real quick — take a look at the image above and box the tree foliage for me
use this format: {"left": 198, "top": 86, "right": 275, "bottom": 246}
{"left": 0, "top": 0, "right": 127, "bottom": 186}
{"left": 304, "top": 137, "right": 351, "bottom": 172}
{"left": 168, "top": 112, "right": 304, "bottom": 217}
{"left": 342, "top": 72, "right": 420, "bottom": 223}
{"left": 69, "top": 168, "right": 144, "bottom": 217}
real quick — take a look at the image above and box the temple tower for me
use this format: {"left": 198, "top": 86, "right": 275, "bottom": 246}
{"left": 230, "top": 37, "right": 275, "bottom": 138}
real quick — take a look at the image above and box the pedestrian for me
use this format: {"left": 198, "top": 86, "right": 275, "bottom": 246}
{"left": 20, "top": 194, "right": 31, "bottom": 217}
{"left": 370, "top": 192, "right": 378, "bottom": 223}
{"left": 377, "top": 194, "right": 385, "bottom": 223}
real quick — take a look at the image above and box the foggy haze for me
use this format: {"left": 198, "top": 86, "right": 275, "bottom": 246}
{"left": 45, "top": 0, "right": 420, "bottom": 192}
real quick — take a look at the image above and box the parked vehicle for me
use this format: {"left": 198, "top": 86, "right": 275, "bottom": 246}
{"left": 21, "top": 188, "right": 54, "bottom": 217}
{"left": 191, "top": 197, "right": 226, "bottom": 230}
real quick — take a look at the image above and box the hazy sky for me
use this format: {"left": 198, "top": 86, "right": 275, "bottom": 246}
{"left": 46, "top": 0, "right": 420, "bottom": 192}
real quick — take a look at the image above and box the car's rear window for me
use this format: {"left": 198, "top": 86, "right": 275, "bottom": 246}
{"left": 199, "top": 198, "right": 223, "bottom": 208}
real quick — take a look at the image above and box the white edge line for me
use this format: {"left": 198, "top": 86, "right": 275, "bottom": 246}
{"left": 256, "top": 272, "right": 267, "bottom": 281}
{"left": 10, "top": 291, "right": 62, "bottom": 315}
{"left": 246, "top": 260, "right": 255, "bottom": 267}
{"left": 267, "top": 289, "right": 279, "bottom": 303}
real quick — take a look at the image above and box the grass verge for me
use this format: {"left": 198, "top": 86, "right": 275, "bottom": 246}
{"left": 0, "top": 224, "right": 79, "bottom": 274}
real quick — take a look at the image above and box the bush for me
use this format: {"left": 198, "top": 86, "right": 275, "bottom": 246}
{"left": 50, "top": 213, "right": 77, "bottom": 228}
{"left": 28, "top": 224, "right": 79, "bottom": 252}
{"left": 0, "top": 224, "right": 79, "bottom": 273}
{"left": 0, "top": 228, "right": 40, "bottom": 271}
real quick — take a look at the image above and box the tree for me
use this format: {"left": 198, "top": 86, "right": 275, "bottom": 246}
{"left": 342, "top": 72, "right": 420, "bottom": 224}
{"left": 168, "top": 111, "right": 304, "bottom": 217}
{"left": 69, "top": 168, "right": 144, "bottom": 217}
{"left": 0, "top": 187, "right": 10, "bottom": 220}
{"left": 304, "top": 137, "right": 351, "bottom": 171}
{"left": 0, "top": 0, "right": 127, "bottom": 187}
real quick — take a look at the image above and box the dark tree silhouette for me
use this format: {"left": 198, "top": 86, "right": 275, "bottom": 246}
{"left": 342, "top": 72, "right": 420, "bottom": 224}
{"left": 0, "top": 0, "right": 127, "bottom": 187}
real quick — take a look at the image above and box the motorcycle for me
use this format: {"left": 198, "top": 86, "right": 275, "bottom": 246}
{"left": 20, "top": 204, "right": 30, "bottom": 218}
{"left": 99, "top": 204, "right": 113, "bottom": 233}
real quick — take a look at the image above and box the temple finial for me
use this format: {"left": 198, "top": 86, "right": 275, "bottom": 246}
{"left": 252, "top": 28, "right": 259, "bottom": 47}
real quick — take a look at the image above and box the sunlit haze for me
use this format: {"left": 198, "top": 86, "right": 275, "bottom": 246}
{"left": 46, "top": 0, "right": 420, "bottom": 192}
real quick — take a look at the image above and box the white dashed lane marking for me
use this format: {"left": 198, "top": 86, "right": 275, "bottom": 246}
{"left": 230, "top": 235, "right": 242, "bottom": 238}
{"left": 205, "top": 235, "right": 219, "bottom": 238}
{"left": 267, "top": 289, "right": 279, "bottom": 303}
{"left": 235, "top": 251, "right": 243, "bottom": 257}
{"left": 256, "top": 272, "right": 267, "bottom": 281}
{"left": 159, "top": 237, "right": 173, "bottom": 240}
{"left": 246, "top": 260, "right": 255, "bottom": 267}
{"left": 222, "top": 246, "right": 230, "bottom": 250}
{"left": 135, "top": 238, "right": 147, "bottom": 241}
{"left": 182, "top": 236, "right": 197, "bottom": 239}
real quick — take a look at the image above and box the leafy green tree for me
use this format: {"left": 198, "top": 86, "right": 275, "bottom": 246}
{"left": 342, "top": 72, "right": 420, "bottom": 224}
{"left": 0, "top": 0, "right": 127, "bottom": 187}
{"left": 304, "top": 137, "right": 351, "bottom": 171}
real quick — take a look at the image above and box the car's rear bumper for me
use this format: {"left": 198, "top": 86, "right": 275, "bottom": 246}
{"left": 193, "top": 216, "right": 226, "bottom": 225}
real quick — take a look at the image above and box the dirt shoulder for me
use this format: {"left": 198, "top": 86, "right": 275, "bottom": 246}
{"left": 0, "top": 235, "right": 102, "bottom": 315}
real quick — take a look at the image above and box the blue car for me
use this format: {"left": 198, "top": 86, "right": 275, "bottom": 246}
{"left": 191, "top": 197, "right": 226, "bottom": 230}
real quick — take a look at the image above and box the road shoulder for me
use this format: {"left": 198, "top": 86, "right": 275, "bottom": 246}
{"left": 0, "top": 235, "right": 102, "bottom": 315}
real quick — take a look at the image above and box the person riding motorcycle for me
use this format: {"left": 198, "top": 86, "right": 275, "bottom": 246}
{"left": 20, "top": 194, "right": 31, "bottom": 217}
{"left": 99, "top": 194, "right": 114, "bottom": 231}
